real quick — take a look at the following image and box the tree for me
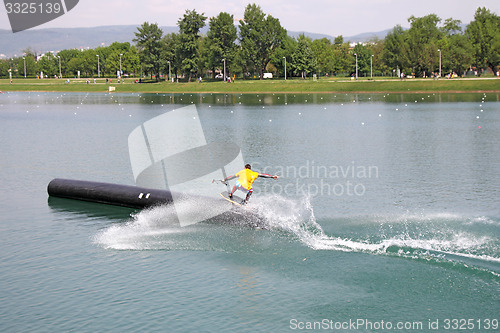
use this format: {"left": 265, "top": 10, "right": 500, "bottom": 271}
{"left": 125, "top": 46, "right": 141, "bottom": 76}
{"left": 334, "top": 35, "right": 344, "bottom": 46}
{"left": 96, "top": 43, "right": 140, "bottom": 78}
{"left": 441, "top": 18, "right": 463, "bottom": 36}
{"left": 19, "top": 48, "right": 38, "bottom": 77}
{"left": 134, "top": 22, "right": 164, "bottom": 81}
{"left": 177, "top": 9, "right": 207, "bottom": 81}
{"left": 107, "top": 51, "right": 124, "bottom": 78}
{"left": 420, "top": 42, "right": 440, "bottom": 76}
{"left": 57, "top": 49, "right": 80, "bottom": 77}
{"left": 433, "top": 18, "right": 473, "bottom": 76}
{"left": 239, "top": 4, "right": 264, "bottom": 79}
{"left": 37, "top": 53, "right": 58, "bottom": 77}
{"left": 466, "top": 7, "right": 500, "bottom": 73}
{"left": 333, "top": 41, "right": 353, "bottom": 75}
{"left": 352, "top": 44, "right": 373, "bottom": 77}
{"left": 383, "top": 25, "right": 407, "bottom": 73}
{"left": 161, "top": 33, "right": 179, "bottom": 80}
{"left": 442, "top": 34, "right": 473, "bottom": 75}
{"left": 270, "top": 34, "right": 296, "bottom": 78}
{"left": 312, "top": 38, "right": 335, "bottom": 74}
{"left": 206, "top": 12, "right": 237, "bottom": 79}
{"left": 291, "top": 34, "right": 317, "bottom": 78}
{"left": 82, "top": 49, "right": 101, "bottom": 77}
{"left": 108, "top": 42, "right": 131, "bottom": 54}
{"left": 239, "top": 3, "right": 286, "bottom": 79}
{"left": 94, "top": 46, "right": 113, "bottom": 77}
{"left": 0, "top": 60, "right": 10, "bottom": 79}
{"left": 67, "top": 56, "right": 85, "bottom": 77}
{"left": 406, "top": 14, "right": 443, "bottom": 75}
{"left": 366, "top": 39, "right": 387, "bottom": 76}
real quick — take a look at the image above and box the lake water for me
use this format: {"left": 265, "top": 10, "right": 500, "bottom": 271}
{"left": 0, "top": 91, "right": 498, "bottom": 332}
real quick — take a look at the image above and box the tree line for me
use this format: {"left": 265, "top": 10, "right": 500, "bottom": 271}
{"left": 1, "top": 4, "right": 499, "bottom": 80}
{"left": 0, "top": 41, "right": 141, "bottom": 80}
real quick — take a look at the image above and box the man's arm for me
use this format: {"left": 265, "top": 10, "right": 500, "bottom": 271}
{"left": 223, "top": 174, "right": 237, "bottom": 182}
{"left": 258, "top": 173, "right": 279, "bottom": 180}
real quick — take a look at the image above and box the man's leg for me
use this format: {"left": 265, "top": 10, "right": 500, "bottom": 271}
{"left": 229, "top": 185, "right": 237, "bottom": 198}
{"left": 230, "top": 181, "right": 244, "bottom": 199}
{"left": 243, "top": 188, "right": 253, "bottom": 204}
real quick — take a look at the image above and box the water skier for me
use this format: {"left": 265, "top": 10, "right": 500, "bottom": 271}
{"left": 224, "top": 164, "right": 278, "bottom": 204}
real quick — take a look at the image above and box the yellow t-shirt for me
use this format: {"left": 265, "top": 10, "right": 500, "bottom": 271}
{"left": 236, "top": 169, "right": 259, "bottom": 190}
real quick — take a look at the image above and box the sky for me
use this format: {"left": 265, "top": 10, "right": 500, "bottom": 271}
{"left": 1, "top": 0, "right": 499, "bottom": 36}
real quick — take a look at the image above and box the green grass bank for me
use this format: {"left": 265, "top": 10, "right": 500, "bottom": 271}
{"left": 1, "top": 77, "right": 499, "bottom": 94}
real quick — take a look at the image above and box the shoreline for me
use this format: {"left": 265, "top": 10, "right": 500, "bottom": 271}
{"left": 2, "top": 90, "right": 500, "bottom": 95}
{"left": 1, "top": 77, "right": 499, "bottom": 94}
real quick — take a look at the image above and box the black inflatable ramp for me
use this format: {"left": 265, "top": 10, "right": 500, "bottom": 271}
{"left": 47, "top": 178, "right": 174, "bottom": 209}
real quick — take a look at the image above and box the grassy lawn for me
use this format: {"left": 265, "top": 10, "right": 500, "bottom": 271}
{"left": 1, "top": 77, "right": 499, "bottom": 93}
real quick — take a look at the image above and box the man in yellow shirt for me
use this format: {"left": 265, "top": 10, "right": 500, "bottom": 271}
{"left": 224, "top": 164, "right": 279, "bottom": 204}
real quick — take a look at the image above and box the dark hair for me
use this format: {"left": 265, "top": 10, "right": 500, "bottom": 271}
{"left": 245, "top": 164, "right": 251, "bottom": 169}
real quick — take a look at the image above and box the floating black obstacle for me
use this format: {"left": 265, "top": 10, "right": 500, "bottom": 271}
{"left": 47, "top": 178, "right": 269, "bottom": 229}
{"left": 47, "top": 178, "right": 174, "bottom": 209}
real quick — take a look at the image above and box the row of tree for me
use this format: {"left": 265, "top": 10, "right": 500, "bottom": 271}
{"left": 133, "top": 4, "right": 288, "bottom": 81}
{"left": 0, "top": 41, "right": 141, "bottom": 79}
{"left": 1, "top": 4, "right": 499, "bottom": 80}
{"left": 384, "top": 9, "right": 500, "bottom": 77}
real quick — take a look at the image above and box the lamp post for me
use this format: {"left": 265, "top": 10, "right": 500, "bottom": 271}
{"left": 438, "top": 49, "right": 441, "bottom": 78}
{"left": 370, "top": 54, "right": 374, "bottom": 79}
{"left": 222, "top": 58, "right": 226, "bottom": 82}
{"left": 354, "top": 53, "right": 358, "bottom": 80}
{"left": 96, "top": 54, "right": 100, "bottom": 78}
{"left": 119, "top": 53, "right": 123, "bottom": 80}
{"left": 23, "top": 57, "right": 26, "bottom": 78}
{"left": 283, "top": 56, "right": 287, "bottom": 81}
{"left": 57, "top": 55, "right": 61, "bottom": 78}
{"left": 168, "top": 61, "right": 171, "bottom": 82}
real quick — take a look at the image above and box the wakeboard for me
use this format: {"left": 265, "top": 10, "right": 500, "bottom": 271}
{"left": 220, "top": 191, "right": 245, "bottom": 206}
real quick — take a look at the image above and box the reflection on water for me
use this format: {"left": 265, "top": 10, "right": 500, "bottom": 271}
{"left": 48, "top": 196, "right": 136, "bottom": 221}
{"left": 6, "top": 91, "right": 497, "bottom": 107}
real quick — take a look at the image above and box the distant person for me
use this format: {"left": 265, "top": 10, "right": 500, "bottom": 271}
{"left": 224, "top": 164, "right": 279, "bottom": 204}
